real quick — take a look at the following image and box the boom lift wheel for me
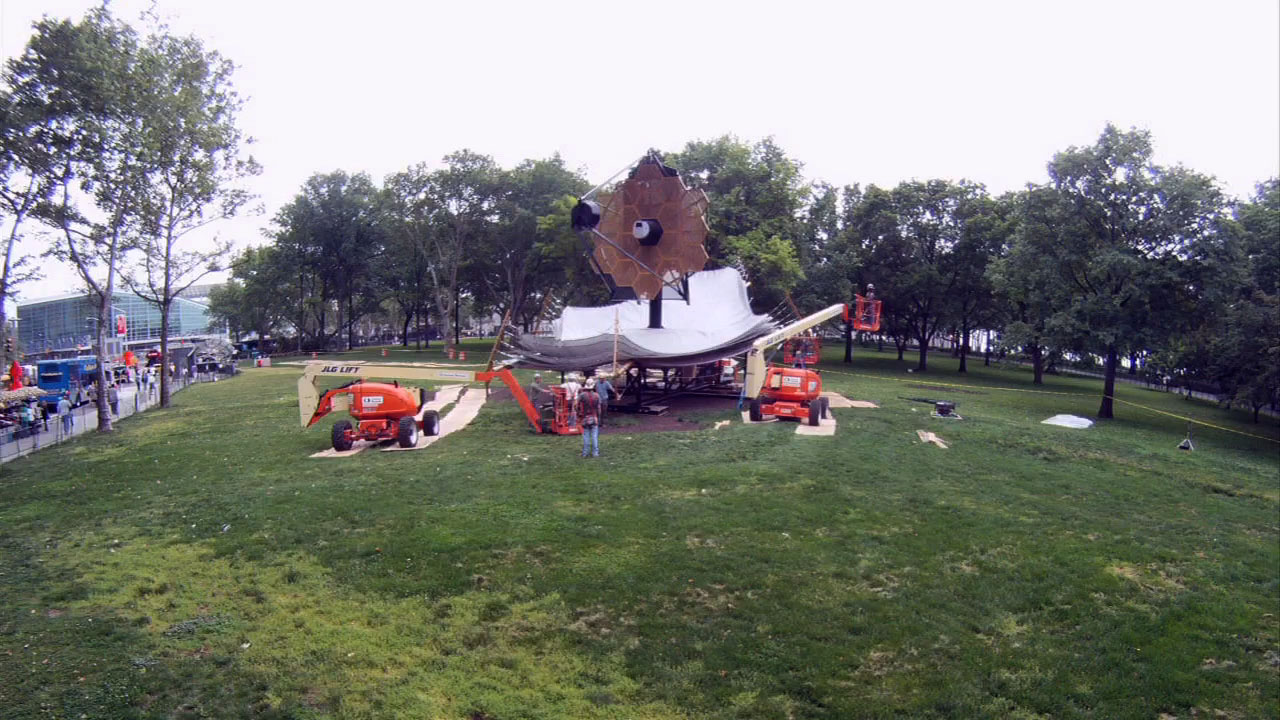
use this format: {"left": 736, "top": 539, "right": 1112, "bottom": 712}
{"left": 749, "top": 397, "right": 763, "bottom": 422}
{"left": 397, "top": 416, "right": 418, "bottom": 448}
{"left": 331, "top": 420, "right": 353, "bottom": 451}
{"left": 808, "top": 401, "right": 821, "bottom": 427}
{"left": 820, "top": 396, "right": 830, "bottom": 419}
{"left": 423, "top": 410, "right": 441, "bottom": 436}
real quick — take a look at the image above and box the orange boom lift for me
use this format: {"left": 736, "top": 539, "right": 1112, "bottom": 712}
{"left": 298, "top": 362, "right": 545, "bottom": 451}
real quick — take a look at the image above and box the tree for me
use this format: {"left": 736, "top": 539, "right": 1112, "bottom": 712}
{"left": 206, "top": 246, "right": 289, "bottom": 344}
{"left": 272, "top": 171, "right": 381, "bottom": 350}
{"left": 124, "top": 23, "right": 259, "bottom": 407}
{"left": 990, "top": 188, "right": 1070, "bottom": 384}
{"left": 374, "top": 174, "right": 435, "bottom": 348}
{"left": 886, "top": 179, "right": 989, "bottom": 372}
{"left": 950, "top": 193, "right": 1015, "bottom": 372}
{"left": 666, "top": 136, "right": 809, "bottom": 310}
{"left": 469, "top": 155, "right": 587, "bottom": 330}
{"left": 1206, "top": 180, "right": 1279, "bottom": 421}
{"left": 425, "top": 151, "right": 501, "bottom": 347}
{"left": 4, "top": 8, "right": 147, "bottom": 432}
{"left": 1041, "top": 125, "right": 1227, "bottom": 418}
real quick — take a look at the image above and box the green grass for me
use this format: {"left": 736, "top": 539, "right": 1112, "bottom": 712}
{"left": 2, "top": 342, "right": 1277, "bottom": 719}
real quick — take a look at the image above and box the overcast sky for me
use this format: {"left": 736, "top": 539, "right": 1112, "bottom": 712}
{"left": 4, "top": 0, "right": 1278, "bottom": 305}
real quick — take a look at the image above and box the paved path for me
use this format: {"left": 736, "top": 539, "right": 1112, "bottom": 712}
{"left": 0, "top": 374, "right": 208, "bottom": 464}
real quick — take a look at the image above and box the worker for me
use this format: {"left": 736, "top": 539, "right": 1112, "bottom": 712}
{"left": 576, "top": 378, "right": 602, "bottom": 458}
{"left": 594, "top": 374, "right": 616, "bottom": 421}
{"left": 861, "top": 283, "right": 877, "bottom": 326}
{"left": 529, "top": 373, "right": 553, "bottom": 410}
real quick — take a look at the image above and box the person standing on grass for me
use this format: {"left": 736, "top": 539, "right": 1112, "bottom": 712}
{"left": 57, "top": 396, "right": 73, "bottom": 436}
{"left": 576, "top": 378, "right": 602, "bottom": 458}
{"left": 594, "top": 374, "right": 615, "bottom": 422}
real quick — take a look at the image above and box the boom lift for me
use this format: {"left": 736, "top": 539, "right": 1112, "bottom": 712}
{"left": 298, "top": 362, "right": 546, "bottom": 451}
{"left": 742, "top": 303, "right": 849, "bottom": 426}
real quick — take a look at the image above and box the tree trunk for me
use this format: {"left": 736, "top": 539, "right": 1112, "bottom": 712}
{"left": 843, "top": 320, "right": 853, "bottom": 363}
{"left": 1032, "top": 344, "right": 1044, "bottom": 385}
{"left": 915, "top": 321, "right": 929, "bottom": 372}
{"left": 958, "top": 323, "right": 970, "bottom": 373}
{"left": 401, "top": 311, "right": 412, "bottom": 347}
{"left": 895, "top": 337, "right": 905, "bottom": 361}
{"left": 159, "top": 299, "right": 172, "bottom": 407}
{"left": 1098, "top": 344, "right": 1118, "bottom": 419}
{"left": 94, "top": 291, "right": 113, "bottom": 432}
{"left": 347, "top": 294, "right": 355, "bottom": 350}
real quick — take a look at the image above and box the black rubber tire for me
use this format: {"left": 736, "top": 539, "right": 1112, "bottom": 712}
{"left": 749, "top": 397, "right": 763, "bottom": 422}
{"left": 397, "top": 416, "right": 418, "bottom": 448}
{"left": 539, "top": 418, "right": 551, "bottom": 434}
{"left": 808, "top": 401, "right": 821, "bottom": 426}
{"left": 820, "top": 396, "right": 830, "bottom": 419}
{"left": 422, "top": 410, "right": 440, "bottom": 436}
{"left": 331, "top": 420, "right": 353, "bottom": 451}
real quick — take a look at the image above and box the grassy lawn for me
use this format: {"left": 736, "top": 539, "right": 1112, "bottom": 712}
{"left": 1, "top": 342, "right": 1276, "bottom": 719}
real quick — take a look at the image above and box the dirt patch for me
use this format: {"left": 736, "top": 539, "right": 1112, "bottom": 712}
{"left": 487, "top": 387, "right": 736, "bottom": 434}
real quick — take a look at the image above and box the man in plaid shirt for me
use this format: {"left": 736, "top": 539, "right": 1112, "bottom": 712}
{"left": 576, "top": 378, "right": 602, "bottom": 458}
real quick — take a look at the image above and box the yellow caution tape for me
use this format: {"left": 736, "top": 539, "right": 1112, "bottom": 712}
{"left": 820, "top": 367, "right": 1280, "bottom": 444}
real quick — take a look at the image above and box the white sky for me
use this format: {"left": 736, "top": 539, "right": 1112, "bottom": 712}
{"left": 4, "top": 0, "right": 1278, "bottom": 305}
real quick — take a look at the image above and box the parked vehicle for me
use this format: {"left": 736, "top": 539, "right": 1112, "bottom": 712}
{"left": 35, "top": 356, "right": 108, "bottom": 410}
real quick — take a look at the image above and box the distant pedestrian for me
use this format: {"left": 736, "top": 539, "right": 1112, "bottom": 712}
{"left": 108, "top": 383, "right": 120, "bottom": 417}
{"left": 57, "top": 396, "right": 73, "bottom": 435}
{"left": 594, "top": 375, "right": 615, "bottom": 421}
{"left": 37, "top": 403, "right": 48, "bottom": 431}
{"left": 576, "top": 378, "right": 602, "bottom": 458}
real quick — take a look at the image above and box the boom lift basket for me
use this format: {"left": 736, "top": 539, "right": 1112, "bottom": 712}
{"left": 852, "top": 295, "right": 882, "bottom": 332}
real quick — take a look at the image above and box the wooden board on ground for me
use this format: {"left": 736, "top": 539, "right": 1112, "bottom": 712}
{"left": 916, "top": 429, "right": 949, "bottom": 448}
{"left": 795, "top": 415, "right": 837, "bottom": 437}
{"left": 822, "top": 392, "right": 877, "bottom": 409}
{"left": 740, "top": 411, "right": 778, "bottom": 425}
{"left": 382, "top": 385, "right": 487, "bottom": 452}
{"left": 310, "top": 440, "right": 382, "bottom": 458}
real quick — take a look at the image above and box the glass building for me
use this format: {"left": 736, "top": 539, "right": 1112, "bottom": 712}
{"left": 17, "top": 291, "right": 225, "bottom": 358}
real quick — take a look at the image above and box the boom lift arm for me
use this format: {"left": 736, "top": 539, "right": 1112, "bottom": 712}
{"left": 743, "top": 303, "right": 848, "bottom": 399}
{"left": 298, "top": 362, "right": 543, "bottom": 432}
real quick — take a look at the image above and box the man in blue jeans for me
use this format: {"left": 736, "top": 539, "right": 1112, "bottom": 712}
{"left": 576, "top": 378, "right": 602, "bottom": 458}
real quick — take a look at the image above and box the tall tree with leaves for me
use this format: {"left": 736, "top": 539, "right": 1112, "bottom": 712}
{"left": 426, "top": 151, "right": 501, "bottom": 346}
{"left": 469, "top": 155, "right": 587, "bottom": 328}
{"left": 884, "top": 179, "right": 989, "bottom": 372}
{"left": 124, "top": 24, "right": 259, "bottom": 407}
{"left": 1042, "top": 125, "right": 1227, "bottom": 418}
{"left": 4, "top": 8, "right": 149, "bottom": 432}
{"left": 272, "top": 171, "right": 381, "bottom": 350}
{"left": 666, "top": 136, "right": 809, "bottom": 310}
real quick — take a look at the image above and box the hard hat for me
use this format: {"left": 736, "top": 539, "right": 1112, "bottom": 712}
{"left": 585, "top": 378, "right": 596, "bottom": 389}
{"left": 867, "top": 283, "right": 875, "bottom": 289}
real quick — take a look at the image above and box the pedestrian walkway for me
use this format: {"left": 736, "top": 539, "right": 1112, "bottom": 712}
{"left": 0, "top": 373, "right": 208, "bottom": 464}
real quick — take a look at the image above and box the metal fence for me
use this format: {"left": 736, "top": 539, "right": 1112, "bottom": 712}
{"left": 0, "top": 371, "right": 225, "bottom": 464}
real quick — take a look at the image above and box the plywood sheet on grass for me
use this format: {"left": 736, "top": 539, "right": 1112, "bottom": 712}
{"left": 381, "top": 385, "right": 487, "bottom": 452}
{"left": 822, "top": 392, "right": 877, "bottom": 409}
{"left": 794, "top": 415, "right": 837, "bottom": 436}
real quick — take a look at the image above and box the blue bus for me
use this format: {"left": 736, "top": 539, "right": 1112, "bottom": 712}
{"left": 35, "top": 356, "right": 105, "bottom": 410}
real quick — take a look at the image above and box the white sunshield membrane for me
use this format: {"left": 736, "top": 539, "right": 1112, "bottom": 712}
{"left": 555, "top": 268, "right": 772, "bottom": 354}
